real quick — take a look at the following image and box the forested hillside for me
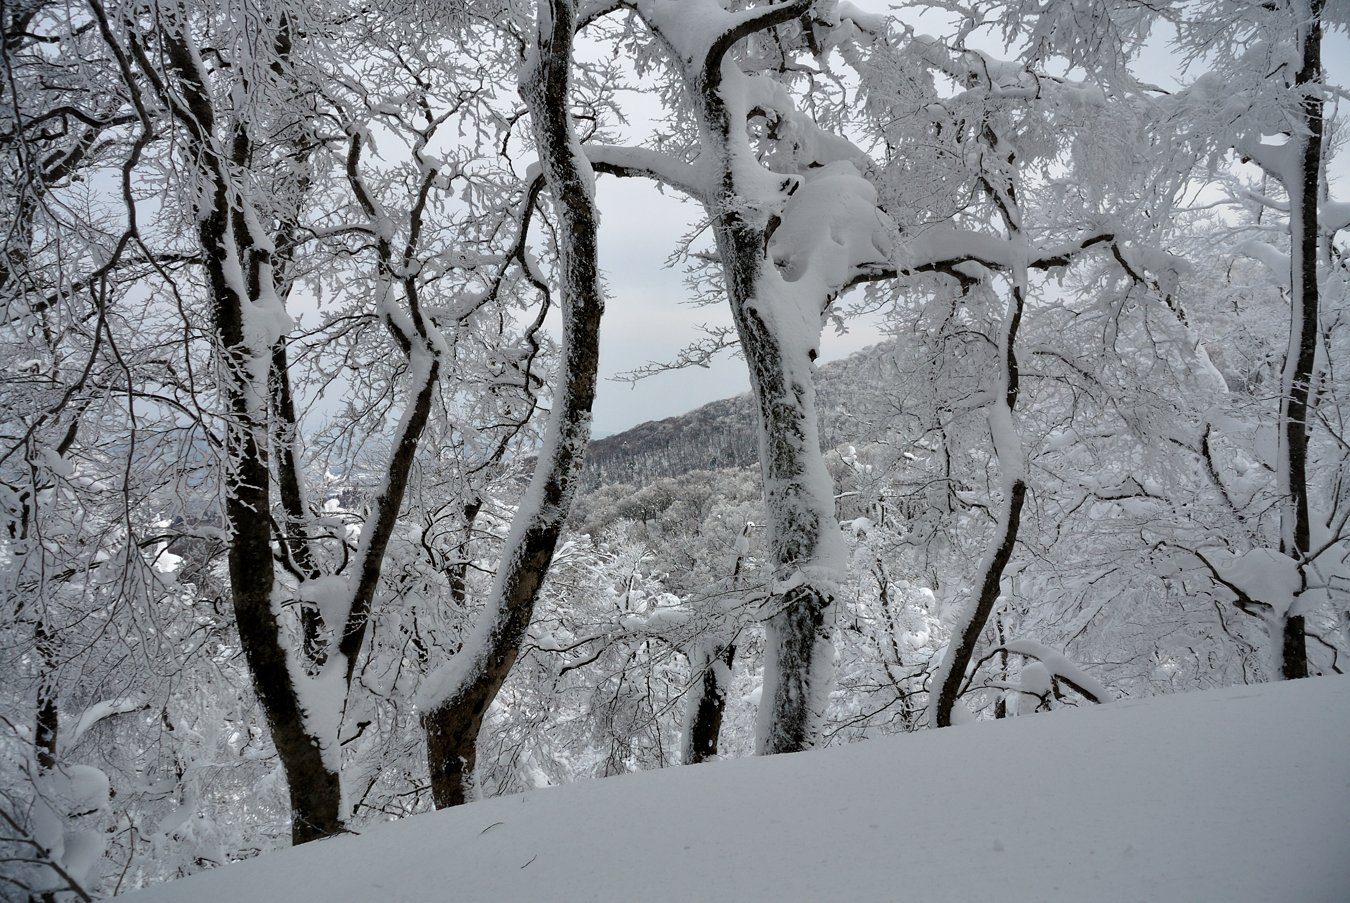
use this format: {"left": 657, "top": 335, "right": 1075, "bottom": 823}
{"left": 585, "top": 394, "right": 760, "bottom": 484}
{"left": 584, "top": 341, "right": 892, "bottom": 484}
{"left": 3, "top": 0, "right": 1347, "bottom": 898}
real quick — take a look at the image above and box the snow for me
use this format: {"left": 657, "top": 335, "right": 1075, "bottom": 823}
{"left": 65, "top": 695, "right": 148, "bottom": 750}
{"left": 31, "top": 764, "right": 111, "bottom": 894}
{"left": 1002, "top": 638, "right": 1112, "bottom": 703}
{"left": 987, "top": 401, "right": 1024, "bottom": 489}
{"left": 40, "top": 446, "right": 75, "bottom": 478}
{"left": 1207, "top": 546, "right": 1302, "bottom": 617}
{"left": 1017, "top": 660, "right": 1052, "bottom": 714}
{"left": 299, "top": 574, "right": 353, "bottom": 640}
{"left": 151, "top": 542, "right": 183, "bottom": 575}
{"left": 293, "top": 662, "right": 347, "bottom": 772}
{"left": 1323, "top": 198, "right": 1350, "bottom": 234}
{"left": 769, "top": 161, "right": 892, "bottom": 289}
{"left": 1239, "top": 237, "right": 1291, "bottom": 277}
{"left": 122, "top": 676, "right": 1350, "bottom": 903}
{"left": 834, "top": 0, "right": 888, "bottom": 36}
{"left": 585, "top": 144, "right": 710, "bottom": 199}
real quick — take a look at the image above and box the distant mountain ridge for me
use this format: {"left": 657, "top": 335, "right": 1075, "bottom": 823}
{"left": 585, "top": 341, "right": 898, "bottom": 486}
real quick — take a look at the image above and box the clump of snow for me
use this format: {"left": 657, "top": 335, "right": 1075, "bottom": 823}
{"left": 299, "top": 575, "right": 354, "bottom": 639}
{"left": 65, "top": 695, "right": 149, "bottom": 750}
{"left": 40, "top": 446, "right": 75, "bottom": 479}
{"left": 1017, "top": 660, "right": 1052, "bottom": 715}
{"left": 769, "top": 161, "right": 891, "bottom": 288}
{"left": 30, "top": 764, "right": 111, "bottom": 895}
{"left": 845, "top": 516, "right": 873, "bottom": 537}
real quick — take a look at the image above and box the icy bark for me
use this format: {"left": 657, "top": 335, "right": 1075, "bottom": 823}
{"left": 419, "top": 0, "right": 604, "bottom": 808}
{"left": 717, "top": 213, "right": 839, "bottom": 754}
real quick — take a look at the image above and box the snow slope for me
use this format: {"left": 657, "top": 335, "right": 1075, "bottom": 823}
{"left": 124, "top": 677, "right": 1350, "bottom": 902}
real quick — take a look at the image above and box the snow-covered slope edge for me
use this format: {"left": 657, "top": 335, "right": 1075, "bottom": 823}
{"left": 123, "top": 677, "right": 1350, "bottom": 902}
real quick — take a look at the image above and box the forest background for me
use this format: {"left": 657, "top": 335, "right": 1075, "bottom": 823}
{"left": 2, "top": 0, "right": 1347, "bottom": 897}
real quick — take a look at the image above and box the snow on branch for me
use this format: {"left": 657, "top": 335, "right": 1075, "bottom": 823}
{"left": 587, "top": 144, "right": 710, "bottom": 200}
{"left": 631, "top": 0, "right": 814, "bottom": 90}
{"left": 706, "top": 0, "right": 814, "bottom": 79}
{"left": 577, "top": 0, "right": 627, "bottom": 28}
{"left": 0, "top": 804, "right": 94, "bottom": 903}
{"left": 905, "top": 31, "right": 1107, "bottom": 108}
{"left": 1322, "top": 199, "right": 1350, "bottom": 235}
{"left": 63, "top": 695, "right": 151, "bottom": 751}
{"left": 975, "top": 639, "right": 1112, "bottom": 705}
{"left": 860, "top": 226, "right": 1173, "bottom": 296}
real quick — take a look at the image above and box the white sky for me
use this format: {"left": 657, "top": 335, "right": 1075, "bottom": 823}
{"left": 587, "top": 180, "right": 887, "bottom": 437}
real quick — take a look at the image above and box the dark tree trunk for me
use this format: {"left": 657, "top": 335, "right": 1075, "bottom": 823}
{"left": 930, "top": 159, "right": 1028, "bottom": 726}
{"left": 271, "top": 342, "right": 327, "bottom": 667}
{"left": 215, "top": 250, "right": 344, "bottom": 845}
{"left": 1279, "top": 0, "right": 1324, "bottom": 680}
{"left": 448, "top": 498, "right": 481, "bottom": 610}
{"left": 152, "top": 28, "right": 344, "bottom": 843}
{"left": 34, "top": 617, "right": 58, "bottom": 772}
{"left": 933, "top": 480, "right": 1026, "bottom": 727}
{"left": 336, "top": 352, "right": 440, "bottom": 689}
{"left": 421, "top": 0, "right": 603, "bottom": 808}
{"left": 684, "top": 643, "right": 736, "bottom": 764}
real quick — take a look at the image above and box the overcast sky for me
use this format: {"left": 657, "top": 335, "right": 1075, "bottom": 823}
{"left": 585, "top": 180, "right": 887, "bottom": 437}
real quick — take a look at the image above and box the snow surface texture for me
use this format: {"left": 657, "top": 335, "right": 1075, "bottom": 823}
{"left": 124, "top": 677, "right": 1350, "bottom": 902}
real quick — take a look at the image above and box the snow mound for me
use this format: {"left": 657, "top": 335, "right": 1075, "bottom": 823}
{"left": 123, "top": 677, "right": 1350, "bottom": 902}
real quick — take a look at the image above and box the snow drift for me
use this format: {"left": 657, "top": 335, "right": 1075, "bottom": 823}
{"left": 123, "top": 676, "right": 1350, "bottom": 902}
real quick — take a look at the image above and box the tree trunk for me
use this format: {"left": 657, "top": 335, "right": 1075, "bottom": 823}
{"left": 34, "top": 616, "right": 58, "bottom": 772}
{"left": 686, "top": 0, "right": 840, "bottom": 756}
{"left": 931, "top": 477, "right": 1026, "bottom": 727}
{"left": 214, "top": 240, "right": 344, "bottom": 845}
{"left": 421, "top": 0, "right": 603, "bottom": 808}
{"left": 270, "top": 342, "right": 326, "bottom": 668}
{"left": 1278, "top": 0, "right": 1324, "bottom": 680}
{"left": 726, "top": 280, "right": 837, "bottom": 754}
{"left": 151, "top": 27, "right": 344, "bottom": 843}
{"left": 930, "top": 163, "right": 1028, "bottom": 726}
{"left": 683, "top": 643, "right": 735, "bottom": 764}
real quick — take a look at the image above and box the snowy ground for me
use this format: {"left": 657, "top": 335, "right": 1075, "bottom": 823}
{"left": 124, "top": 676, "right": 1350, "bottom": 902}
